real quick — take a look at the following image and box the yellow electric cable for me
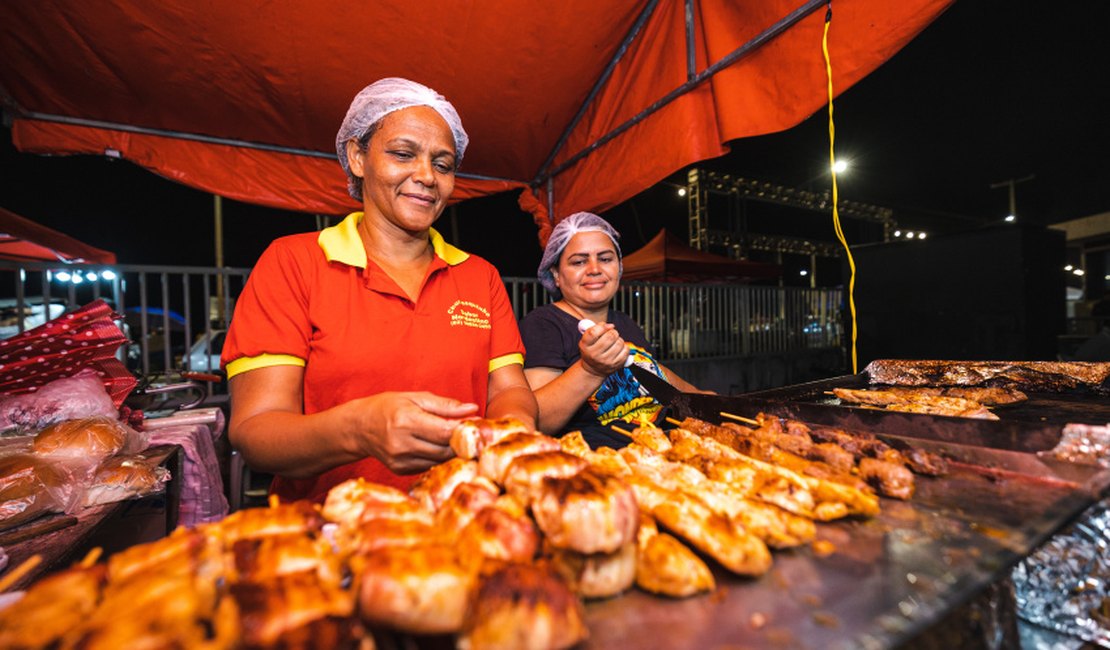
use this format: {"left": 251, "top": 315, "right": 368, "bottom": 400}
{"left": 822, "top": 4, "right": 858, "bottom": 374}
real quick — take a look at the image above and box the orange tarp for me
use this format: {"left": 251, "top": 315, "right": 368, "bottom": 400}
{"left": 0, "top": 206, "right": 117, "bottom": 264}
{"left": 0, "top": 1, "right": 953, "bottom": 244}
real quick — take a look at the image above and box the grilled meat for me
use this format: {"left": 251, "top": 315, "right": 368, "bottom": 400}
{"left": 457, "top": 562, "right": 588, "bottom": 650}
{"left": 532, "top": 467, "right": 639, "bottom": 555}
{"left": 864, "top": 359, "right": 1110, "bottom": 392}
{"left": 450, "top": 417, "right": 533, "bottom": 460}
{"left": 634, "top": 514, "right": 715, "bottom": 598}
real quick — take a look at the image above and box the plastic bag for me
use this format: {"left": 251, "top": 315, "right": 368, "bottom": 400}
{"left": 0, "top": 369, "right": 117, "bottom": 436}
{"left": 30, "top": 416, "right": 148, "bottom": 466}
{"left": 82, "top": 453, "right": 171, "bottom": 507}
{"left": 0, "top": 453, "right": 83, "bottom": 531}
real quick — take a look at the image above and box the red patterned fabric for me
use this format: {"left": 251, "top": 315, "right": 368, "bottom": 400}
{"left": 0, "top": 299, "right": 137, "bottom": 407}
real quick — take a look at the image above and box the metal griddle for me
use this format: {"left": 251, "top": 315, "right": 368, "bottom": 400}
{"left": 574, "top": 378, "right": 1110, "bottom": 649}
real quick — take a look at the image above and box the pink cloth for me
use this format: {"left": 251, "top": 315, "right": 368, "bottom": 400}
{"left": 146, "top": 411, "right": 228, "bottom": 526}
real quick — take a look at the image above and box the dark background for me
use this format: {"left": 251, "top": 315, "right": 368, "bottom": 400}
{"left": 2, "top": 1, "right": 1108, "bottom": 284}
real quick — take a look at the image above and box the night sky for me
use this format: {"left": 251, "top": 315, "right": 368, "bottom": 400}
{"left": 3, "top": 0, "right": 1108, "bottom": 281}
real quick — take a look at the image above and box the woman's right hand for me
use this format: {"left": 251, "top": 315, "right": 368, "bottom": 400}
{"left": 577, "top": 322, "right": 630, "bottom": 378}
{"left": 352, "top": 392, "right": 479, "bottom": 474}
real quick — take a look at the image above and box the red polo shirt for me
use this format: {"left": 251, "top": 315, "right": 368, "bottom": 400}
{"left": 222, "top": 213, "right": 524, "bottom": 502}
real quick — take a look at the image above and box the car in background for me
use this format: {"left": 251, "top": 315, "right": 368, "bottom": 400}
{"left": 185, "top": 329, "right": 226, "bottom": 373}
{"left": 0, "top": 299, "right": 67, "bottom": 339}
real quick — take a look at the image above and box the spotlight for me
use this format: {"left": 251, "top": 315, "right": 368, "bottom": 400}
{"left": 677, "top": 187, "right": 687, "bottom": 197}
{"left": 831, "top": 159, "right": 848, "bottom": 174}
{"left": 102, "top": 269, "right": 117, "bottom": 280}
{"left": 905, "top": 231, "right": 915, "bottom": 239}
{"left": 799, "top": 269, "right": 809, "bottom": 276}
{"left": 56, "top": 271, "right": 72, "bottom": 282}
{"left": 917, "top": 232, "right": 927, "bottom": 240}
{"left": 1065, "top": 265, "right": 1074, "bottom": 271}
{"left": 85, "top": 271, "right": 98, "bottom": 282}
{"left": 1005, "top": 215, "right": 1016, "bottom": 223}
{"left": 893, "top": 230, "right": 902, "bottom": 237}
{"left": 1074, "top": 269, "right": 1086, "bottom": 276}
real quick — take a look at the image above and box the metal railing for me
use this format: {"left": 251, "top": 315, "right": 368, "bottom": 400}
{"left": 504, "top": 277, "right": 843, "bottom": 361}
{"left": 0, "top": 260, "right": 250, "bottom": 378}
{"left": 2, "top": 261, "right": 844, "bottom": 377}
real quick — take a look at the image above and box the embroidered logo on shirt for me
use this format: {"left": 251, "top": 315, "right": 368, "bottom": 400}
{"left": 447, "top": 300, "right": 491, "bottom": 330}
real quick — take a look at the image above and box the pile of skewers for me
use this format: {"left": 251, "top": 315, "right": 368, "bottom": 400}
{"left": 0, "top": 412, "right": 947, "bottom": 649}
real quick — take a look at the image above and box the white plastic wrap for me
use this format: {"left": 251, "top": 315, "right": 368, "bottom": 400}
{"left": 0, "top": 369, "right": 117, "bottom": 436}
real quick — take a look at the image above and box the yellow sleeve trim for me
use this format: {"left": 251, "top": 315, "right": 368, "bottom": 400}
{"left": 226, "top": 353, "right": 306, "bottom": 379}
{"left": 489, "top": 353, "right": 524, "bottom": 373}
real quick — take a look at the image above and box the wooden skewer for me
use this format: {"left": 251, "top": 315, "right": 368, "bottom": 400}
{"left": 78, "top": 547, "right": 102, "bottom": 568}
{"left": 0, "top": 554, "right": 42, "bottom": 593}
{"left": 664, "top": 417, "right": 683, "bottom": 427}
{"left": 720, "top": 412, "right": 759, "bottom": 426}
{"left": 609, "top": 425, "right": 634, "bottom": 439}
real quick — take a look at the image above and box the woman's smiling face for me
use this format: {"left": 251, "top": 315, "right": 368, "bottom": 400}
{"left": 348, "top": 105, "right": 457, "bottom": 233}
{"left": 554, "top": 231, "right": 621, "bottom": 309}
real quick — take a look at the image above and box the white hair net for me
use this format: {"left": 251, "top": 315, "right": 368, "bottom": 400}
{"left": 537, "top": 212, "right": 623, "bottom": 299}
{"left": 335, "top": 77, "right": 469, "bottom": 200}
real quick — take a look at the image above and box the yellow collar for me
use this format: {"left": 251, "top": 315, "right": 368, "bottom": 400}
{"left": 317, "top": 212, "right": 469, "bottom": 267}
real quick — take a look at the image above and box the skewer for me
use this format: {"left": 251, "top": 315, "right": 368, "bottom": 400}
{"left": 78, "top": 547, "right": 102, "bottom": 568}
{"left": 609, "top": 425, "right": 634, "bottom": 439}
{"left": 0, "top": 554, "right": 42, "bottom": 592}
{"left": 665, "top": 417, "right": 683, "bottom": 427}
{"left": 269, "top": 494, "right": 281, "bottom": 509}
{"left": 720, "top": 412, "right": 759, "bottom": 426}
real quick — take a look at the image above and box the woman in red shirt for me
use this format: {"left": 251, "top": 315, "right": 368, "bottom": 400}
{"left": 222, "top": 78, "right": 537, "bottom": 502}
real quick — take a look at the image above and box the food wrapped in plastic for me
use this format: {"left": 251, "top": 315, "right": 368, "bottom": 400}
{"left": 0, "top": 453, "right": 82, "bottom": 531}
{"left": 0, "top": 369, "right": 118, "bottom": 436}
{"left": 82, "top": 453, "right": 171, "bottom": 507}
{"left": 1013, "top": 499, "right": 1110, "bottom": 647}
{"left": 30, "top": 416, "right": 147, "bottom": 465}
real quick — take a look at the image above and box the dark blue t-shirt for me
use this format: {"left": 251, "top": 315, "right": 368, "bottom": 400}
{"left": 519, "top": 304, "right": 668, "bottom": 449}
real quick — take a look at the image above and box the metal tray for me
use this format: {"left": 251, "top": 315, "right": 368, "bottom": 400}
{"left": 573, "top": 388, "right": 1110, "bottom": 649}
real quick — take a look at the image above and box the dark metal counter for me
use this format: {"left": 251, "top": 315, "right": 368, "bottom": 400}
{"left": 575, "top": 384, "right": 1110, "bottom": 648}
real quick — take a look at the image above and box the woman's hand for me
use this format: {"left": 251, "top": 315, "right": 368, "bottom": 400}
{"left": 352, "top": 392, "right": 479, "bottom": 474}
{"left": 578, "top": 322, "right": 629, "bottom": 378}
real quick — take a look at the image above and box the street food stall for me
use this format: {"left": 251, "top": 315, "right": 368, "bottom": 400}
{"left": 1, "top": 350, "right": 1108, "bottom": 647}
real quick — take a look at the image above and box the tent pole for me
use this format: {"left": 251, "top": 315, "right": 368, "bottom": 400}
{"left": 12, "top": 110, "right": 521, "bottom": 185}
{"left": 532, "top": 0, "right": 661, "bottom": 185}
{"left": 214, "top": 194, "right": 225, "bottom": 326}
{"left": 549, "top": 0, "right": 826, "bottom": 180}
{"left": 685, "top": 0, "right": 696, "bottom": 81}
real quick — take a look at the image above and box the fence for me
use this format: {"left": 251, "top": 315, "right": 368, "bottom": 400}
{"left": 1, "top": 261, "right": 844, "bottom": 377}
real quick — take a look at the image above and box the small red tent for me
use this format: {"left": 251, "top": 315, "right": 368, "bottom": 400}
{"left": 622, "top": 229, "right": 781, "bottom": 282}
{"left": 0, "top": 207, "right": 117, "bottom": 264}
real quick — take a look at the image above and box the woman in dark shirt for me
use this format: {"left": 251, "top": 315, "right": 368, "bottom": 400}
{"left": 519, "top": 212, "right": 706, "bottom": 448}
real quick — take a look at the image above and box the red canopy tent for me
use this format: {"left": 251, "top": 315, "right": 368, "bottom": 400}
{"left": 623, "top": 229, "right": 782, "bottom": 282}
{"left": 0, "top": 206, "right": 117, "bottom": 264}
{"left": 0, "top": 1, "right": 952, "bottom": 245}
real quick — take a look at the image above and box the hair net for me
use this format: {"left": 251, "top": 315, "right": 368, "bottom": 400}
{"left": 335, "top": 77, "right": 469, "bottom": 200}
{"left": 537, "top": 212, "right": 623, "bottom": 299}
